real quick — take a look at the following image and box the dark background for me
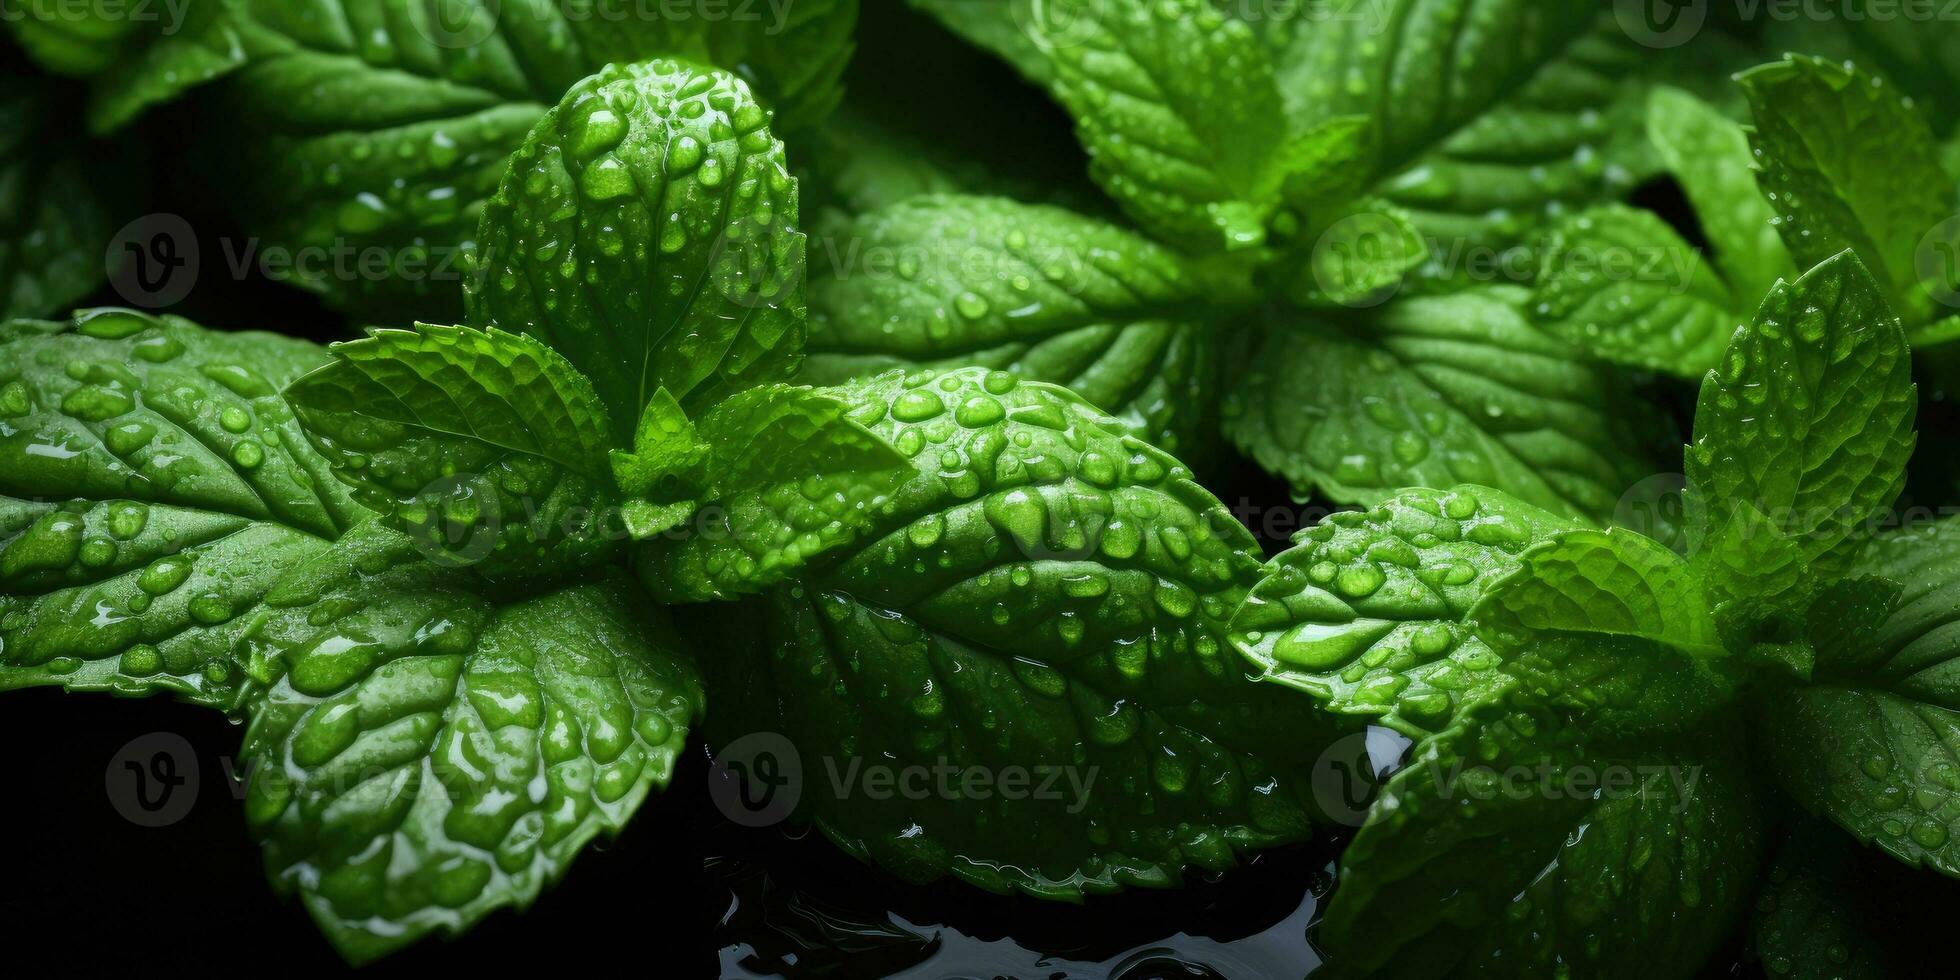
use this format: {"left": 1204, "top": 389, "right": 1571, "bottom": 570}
{"left": 9, "top": 2, "right": 1960, "bottom": 977}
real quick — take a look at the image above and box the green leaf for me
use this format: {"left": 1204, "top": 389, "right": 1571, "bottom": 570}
{"left": 1228, "top": 486, "right": 1572, "bottom": 738}
{"left": 800, "top": 194, "right": 1234, "bottom": 458}
{"left": 1022, "top": 0, "right": 1303, "bottom": 251}
{"left": 1530, "top": 204, "right": 1739, "bottom": 377}
{"left": 1323, "top": 703, "right": 1763, "bottom": 979}
{"left": 610, "top": 387, "right": 706, "bottom": 503}
{"left": 906, "top": 0, "right": 1054, "bottom": 86}
{"left": 1686, "top": 251, "right": 1917, "bottom": 602}
{"left": 1, "top": 71, "right": 117, "bottom": 319}
{"left": 0, "top": 310, "right": 367, "bottom": 706}
{"left": 468, "top": 59, "right": 804, "bottom": 437}
{"left": 1752, "top": 823, "right": 1905, "bottom": 980}
{"left": 675, "top": 370, "right": 1345, "bottom": 893}
{"left": 1473, "top": 528, "right": 1723, "bottom": 658}
{"left": 5, "top": 0, "right": 248, "bottom": 133}
{"left": 1646, "top": 86, "right": 1795, "bottom": 305}
{"left": 1761, "top": 516, "right": 1960, "bottom": 877}
{"left": 240, "top": 538, "right": 701, "bottom": 962}
{"left": 1265, "top": 5, "right": 1655, "bottom": 254}
{"left": 214, "top": 0, "right": 854, "bottom": 319}
{"left": 1741, "top": 55, "right": 1955, "bottom": 326}
{"left": 1295, "top": 200, "right": 1430, "bottom": 308}
{"left": 284, "top": 323, "right": 621, "bottom": 578}
{"left": 1224, "top": 286, "right": 1663, "bottom": 523}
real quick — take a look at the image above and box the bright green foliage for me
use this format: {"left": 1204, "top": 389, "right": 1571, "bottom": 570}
{"left": 201, "top": 0, "right": 852, "bottom": 319}
{"left": 469, "top": 59, "right": 804, "bottom": 437}
{"left": 1023, "top": 0, "right": 1306, "bottom": 252}
{"left": 284, "top": 324, "right": 621, "bottom": 578}
{"left": 1685, "top": 252, "right": 1917, "bottom": 605}
{"left": 680, "top": 370, "right": 1342, "bottom": 895}
{"left": 1740, "top": 56, "right": 1955, "bottom": 327}
{"left": 1762, "top": 516, "right": 1960, "bottom": 877}
{"left": 1474, "top": 528, "right": 1723, "bottom": 657}
{"left": 800, "top": 194, "right": 1235, "bottom": 457}
{"left": 1, "top": 72, "right": 115, "bottom": 319}
{"left": 1229, "top": 486, "right": 1570, "bottom": 737}
{"left": 241, "top": 529, "right": 700, "bottom": 962}
{"left": 1224, "top": 287, "right": 1661, "bottom": 522}
{"left": 1321, "top": 703, "right": 1763, "bottom": 979}
{"left": 0, "top": 310, "right": 366, "bottom": 705}
{"left": 1647, "top": 87, "right": 1796, "bottom": 306}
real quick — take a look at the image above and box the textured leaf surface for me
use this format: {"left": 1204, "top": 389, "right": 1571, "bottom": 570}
{"left": 1323, "top": 704, "right": 1762, "bottom": 979}
{"left": 285, "top": 324, "right": 619, "bottom": 578}
{"left": 241, "top": 540, "right": 700, "bottom": 962}
{"left": 800, "top": 194, "right": 1227, "bottom": 457}
{"left": 4, "top": 0, "right": 248, "bottom": 132}
{"left": 1741, "top": 56, "right": 1954, "bottom": 326}
{"left": 1762, "top": 516, "right": 1960, "bottom": 877}
{"left": 1, "top": 73, "right": 115, "bottom": 319}
{"left": 217, "top": 0, "right": 853, "bottom": 319}
{"left": 469, "top": 59, "right": 803, "bottom": 436}
{"left": 1474, "top": 528, "right": 1722, "bottom": 657}
{"left": 0, "top": 310, "right": 366, "bottom": 705}
{"left": 1532, "top": 205, "right": 1738, "bottom": 377}
{"left": 1686, "top": 252, "right": 1916, "bottom": 600}
{"left": 1229, "top": 486, "right": 1570, "bottom": 737}
{"left": 1647, "top": 86, "right": 1794, "bottom": 306}
{"left": 1224, "top": 286, "right": 1660, "bottom": 522}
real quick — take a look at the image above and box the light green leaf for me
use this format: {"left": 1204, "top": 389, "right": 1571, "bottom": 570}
{"left": 1647, "top": 86, "right": 1795, "bottom": 304}
{"left": 1686, "top": 251, "right": 1917, "bottom": 601}
{"left": 0, "top": 310, "right": 367, "bottom": 706}
{"left": 1024, "top": 0, "right": 1302, "bottom": 251}
{"left": 1229, "top": 486, "right": 1572, "bottom": 738}
{"left": 610, "top": 387, "right": 706, "bottom": 503}
{"left": 4, "top": 0, "right": 248, "bottom": 132}
{"left": 284, "top": 323, "right": 620, "bottom": 578}
{"left": 215, "top": 0, "right": 854, "bottom": 319}
{"left": 1473, "top": 527, "right": 1723, "bottom": 657}
{"left": 1224, "top": 286, "right": 1663, "bottom": 523}
{"left": 1323, "top": 703, "right": 1763, "bottom": 979}
{"left": 800, "top": 194, "right": 1233, "bottom": 457}
{"left": 1531, "top": 204, "right": 1738, "bottom": 377}
{"left": 1741, "top": 55, "right": 1955, "bottom": 326}
{"left": 1761, "top": 516, "right": 1960, "bottom": 877}
{"left": 468, "top": 59, "right": 803, "bottom": 436}
{"left": 241, "top": 539, "right": 701, "bottom": 963}
{"left": 1, "top": 73, "right": 117, "bottom": 319}
{"left": 692, "top": 383, "right": 907, "bottom": 496}
{"left": 676, "top": 369, "right": 1345, "bottom": 894}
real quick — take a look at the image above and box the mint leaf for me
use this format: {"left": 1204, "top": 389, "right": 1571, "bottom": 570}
{"left": 0, "top": 310, "right": 366, "bottom": 705}
{"left": 1686, "top": 251, "right": 1917, "bottom": 603}
{"left": 1228, "top": 486, "right": 1572, "bottom": 737}
{"left": 1761, "top": 516, "right": 1960, "bottom": 877}
{"left": 1224, "top": 286, "right": 1662, "bottom": 522}
{"left": 1647, "top": 86, "right": 1796, "bottom": 305}
{"left": 285, "top": 324, "right": 621, "bottom": 578}
{"left": 241, "top": 536, "right": 700, "bottom": 962}
{"left": 215, "top": 0, "right": 854, "bottom": 319}
{"left": 1531, "top": 204, "right": 1739, "bottom": 377}
{"left": 1024, "top": 0, "right": 1302, "bottom": 251}
{"left": 1323, "top": 704, "right": 1763, "bottom": 978}
{"left": 1, "top": 72, "right": 117, "bottom": 319}
{"left": 1473, "top": 528, "right": 1723, "bottom": 657}
{"left": 469, "top": 59, "right": 803, "bottom": 435}
{"left": 1741, "top": 56, "right": 1954, "bottom": 326}
{"left": 675, "top": 369, "right": 1343, "bottom": 892}
{"left": 800, "top": 194, "right": 1236, "bottom": 457}
{"left": 5, "top": 0, "right": 247, "bottom": 132}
